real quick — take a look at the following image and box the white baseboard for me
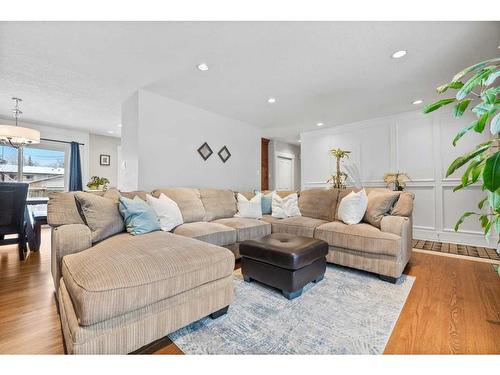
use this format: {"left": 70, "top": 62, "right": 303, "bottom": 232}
{"left": 413, "top": 227, "right": 495, "bottom": 248}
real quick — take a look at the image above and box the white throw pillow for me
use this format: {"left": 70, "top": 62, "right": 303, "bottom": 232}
{"left": 235, "top": 192, "right": 263, "bottom": 219}
{"left": 146, "top": 193, "right": 184, "bottom": 231}
{"left": 337, "top": 189, "right": 368, "bottom": 225}
{"left": 271, "top": 192, "right": 301, "bottom": 219}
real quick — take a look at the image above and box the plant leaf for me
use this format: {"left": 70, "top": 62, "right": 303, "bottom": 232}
{"left": 453, "top": 120, "right": 477, "bottom": 146}
{"left": 483, "top": 152, "right": 500, "bottom": 192}
{"left": 456, "top": 67, "right": 496, "bottom": 100}
{"left": 446, "top": 143, "right": 491, "bottom": 177}
{"left": 452, "top": 57, "right": 500, "bottom": 82}
{"left": 436, "top": 84, "right": 449, "bottom": 94}
{"left": 494, "top": 216, "right": 500, "bottom": 235}
{"left": 474, "top": 112, "right": 490, "bottom": 133}
{"left": 472, "top": 102, "right": 495, "bottom": 117}
{"left": 461, "top": 159, "right": 480, "bottom": 185}
{"left": 481, "top": 87, "right": 500, "bottom": 104}
{"left": 485, "top": 69, "right": 500, "bottom": 86}
{"left": 488, "top": 190, "right": 500, "bottom": 211}
{"left": 448, "top": 81, "right": 465, "bottom": 89}
{"left": 478, "top": 196, "right": 488, "bottom": 209}
{"left": 454, "top": 211, "right": 476, "bottom": 231}
{"left": 491, "top": 113, "right": 500, "bottom": 135}
{"left": 479, "top": 214, "right": 489, "bottom": 228}
{"left": 483, "top": 220, "right": 492, "bottom": 236}
{"left": 422, "top": 98, "right": 456, "bottom": 114}
{"left": 453, "top": 99, "right": 472, "bottom": 118}
{"left": 471, "top": 161, "right": 484, "bottom": 183}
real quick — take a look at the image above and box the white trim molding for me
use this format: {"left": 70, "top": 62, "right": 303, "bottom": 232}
{"left": 300, "top": 109, "right": 491, "bottom": 247}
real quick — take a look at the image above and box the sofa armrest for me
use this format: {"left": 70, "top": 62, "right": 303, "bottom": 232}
{"left": 51, "top": 224, "right": 92, "bottom": 294}
{"left": 380, "top": 215, "right": 409, "bottom": 236}
{"left": 380, "top": 215, "right": 413, "bottom": 266}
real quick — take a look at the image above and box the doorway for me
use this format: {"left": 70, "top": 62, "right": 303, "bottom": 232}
{"left": 275, "top": 152, "right": 295, "bottom": 191}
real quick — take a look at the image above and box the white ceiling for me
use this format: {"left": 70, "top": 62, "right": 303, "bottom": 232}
{"left": 0, "top": 22, "right": 499, "bottom": 143}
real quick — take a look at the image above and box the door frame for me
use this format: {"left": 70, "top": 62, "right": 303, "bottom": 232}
{"left": 274, "top": 152, "right": 295, "bottom": 191}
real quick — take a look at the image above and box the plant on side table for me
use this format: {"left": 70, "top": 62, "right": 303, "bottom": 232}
{"left": 86, "top": 176, "right": 110, "bottom": 191}
{"left": 422, "top": 57, "right": 499, "bottom": 259}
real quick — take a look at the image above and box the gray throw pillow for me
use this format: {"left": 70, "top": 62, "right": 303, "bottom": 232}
{"left": 363, "top": 191, "right": 400, "bottom": 228}
{"left": 74, "top": 192, "right": 125, "bottom": 243}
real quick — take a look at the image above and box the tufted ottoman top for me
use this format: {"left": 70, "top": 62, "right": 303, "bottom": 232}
{"left": 239, "top": 233, "right": 328, "bottom": 270}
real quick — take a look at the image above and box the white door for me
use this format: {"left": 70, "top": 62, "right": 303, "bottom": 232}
{"left": 276, "top": 155, "right": 294, "bottom": 190}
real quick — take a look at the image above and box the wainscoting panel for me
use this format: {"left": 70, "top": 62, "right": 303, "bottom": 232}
{"left": 301, "top": 109, "right": 491, "bottom": 247}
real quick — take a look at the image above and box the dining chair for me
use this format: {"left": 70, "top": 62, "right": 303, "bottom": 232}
{"left": 0, "top": 182, "right": 29, "bottom": 260}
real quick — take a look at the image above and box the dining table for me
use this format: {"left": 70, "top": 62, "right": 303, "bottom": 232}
{"left": 26, "top": 197, "right": 48, "bottom": 252}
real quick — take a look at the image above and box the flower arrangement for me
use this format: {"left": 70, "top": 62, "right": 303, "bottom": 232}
{"left": 87, "top": 176, "right": 110, "bottom": 190}
{"left": 383, "top": 172, "right": 411, "bottom": 191}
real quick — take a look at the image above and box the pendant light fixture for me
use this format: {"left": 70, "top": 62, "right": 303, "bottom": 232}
{"left": 0, "top": 97, "right": 40, "bottom": 148}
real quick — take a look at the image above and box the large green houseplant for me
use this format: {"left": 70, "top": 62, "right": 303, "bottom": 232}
{"left": 423, "top": 57, "right": 499, "bottom": 247}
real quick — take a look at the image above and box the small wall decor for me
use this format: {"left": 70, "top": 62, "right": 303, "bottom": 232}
{"left": 197, "top": 142, "right": 213, "bottom": 161}
{"left": 100, "top": 154, "right": 110, "bottom": 166}
{"left": 218, "top": 146, "right": 231, "bottom": 163}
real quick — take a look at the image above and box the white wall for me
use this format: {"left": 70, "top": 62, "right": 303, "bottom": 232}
{"left": 89, "top": 134, "right": 121, "bottom": 188}
{"left": 269, "top": 140, "right": 301, "bottom": 191}
{"left": 120, "top": 89, "right": 261, "bottom": 192}
{"left": 301, "top": 109, "right": 491, "bottom": 247}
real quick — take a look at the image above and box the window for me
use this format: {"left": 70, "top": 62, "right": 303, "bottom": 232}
{"left": 0, "top": 143, "right": 67, "bottom": 198}
{"left": 24, "top": 146, "right": 66, "bottom": 197}
{"left": 0, "top": 144, "right": 18, "bottom": 182}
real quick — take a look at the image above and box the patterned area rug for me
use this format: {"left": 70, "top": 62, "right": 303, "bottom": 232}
{"left": 169, "top": 265, "right": 415, "bottom": 354}
{"left": 413, "top": 239, "right": 500, "bottom": 262}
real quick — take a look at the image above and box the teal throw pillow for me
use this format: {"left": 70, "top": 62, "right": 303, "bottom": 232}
{"left": 254, "top": 190, "right": 274, "bottom": 215}
{"left": 119, "top": 196, "right": 160, "bottom": 235}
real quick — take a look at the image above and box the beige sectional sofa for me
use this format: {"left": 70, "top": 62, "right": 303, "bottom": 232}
{"left": 48, "top": 186, "right": 413, "bottom": 354}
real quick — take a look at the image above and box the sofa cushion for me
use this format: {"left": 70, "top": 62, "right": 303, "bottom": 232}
{"left": 119, "top": 196, "right": 160, "bottom": 236}
{"left": 212, "top": 217, "right": 271, "bottom": 242}
{"left": 153, "top": 188, "right": 205, "bottom": 223}
{"left": 363, "top": 190, "right": 400, "bottom": 228}
{"left": 61, "top": 231, "right": 234, "bottom": 326}
{"left": 48, "top": 192, "right": 85, "bottom": 227}
{"left": 267, "top": 216, "right": 328, "bottom": 237}
{"left": 314, "top": 221, "right": 401, "bottom": 257}
{"left": 199, "top": 188, "right": 237, "bottom": 221}
{"left": 391, "top": 192, "right": 415, "bottom": 217}
{"left": 298, "top": 189, "right": 339, "bottom": 221}
{"left": 74, "top": 192, "right": 125, "bottom": 243}
{"left": 173, "top": 222, "right": 237, "bottom": 246}
{"left": 333, "top": 188, "right": 355, "bottom": 221}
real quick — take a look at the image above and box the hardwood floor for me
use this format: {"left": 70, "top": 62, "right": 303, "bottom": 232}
{"left": 0, "top": 228, "right": 498, "bottom": 354}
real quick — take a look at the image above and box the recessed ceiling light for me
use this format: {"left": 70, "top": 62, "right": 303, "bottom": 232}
{"left": 267, "top": 97, "right": 276, "bottom": 104}
{"left": 117, "top": 124, "right": 122, "bottom": 128}
{"left": 412, "top": 99, "right": 423, "bottom": 105}
{"left": 197, "top": 63, "right": 209, "bottom": 71}
{"left": 298, "top": 140, "right": 302, "bottom": 143}
{"left": 391, "top": 50, "right": 407, "bottom": 59}
{"left": 317, "top": 122, "right": 324, "bottom": 127}
{"left": 107, "top": 130, "right": 114, "bottom": 134}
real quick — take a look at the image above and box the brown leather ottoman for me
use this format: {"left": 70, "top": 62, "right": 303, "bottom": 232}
{"left": 239, "top": 233, "right": 328, "bottom": 299}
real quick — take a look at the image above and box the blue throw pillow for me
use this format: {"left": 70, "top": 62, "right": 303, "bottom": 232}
{"left": 119, "top": 196, "right": 160, "bottom": 235}
{"left": 254, "top": 190, "right": 274, "bottom": 215}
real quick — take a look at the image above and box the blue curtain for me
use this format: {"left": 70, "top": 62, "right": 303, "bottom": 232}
{"left": 69, "top": 142, "right": 83, "bottom": 191}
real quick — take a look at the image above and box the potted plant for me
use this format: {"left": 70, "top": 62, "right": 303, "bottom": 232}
{"left": 383, "top": 172, "right": 411, "bottom": 191}
{"left": 86, "top": 176, "right": 110, "bottom": 190}
{"left": 422, "top": 57, "right": 499, "bottom": 249}
{"left": 327, "top": 148, "right": 351, "bottom": 189}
